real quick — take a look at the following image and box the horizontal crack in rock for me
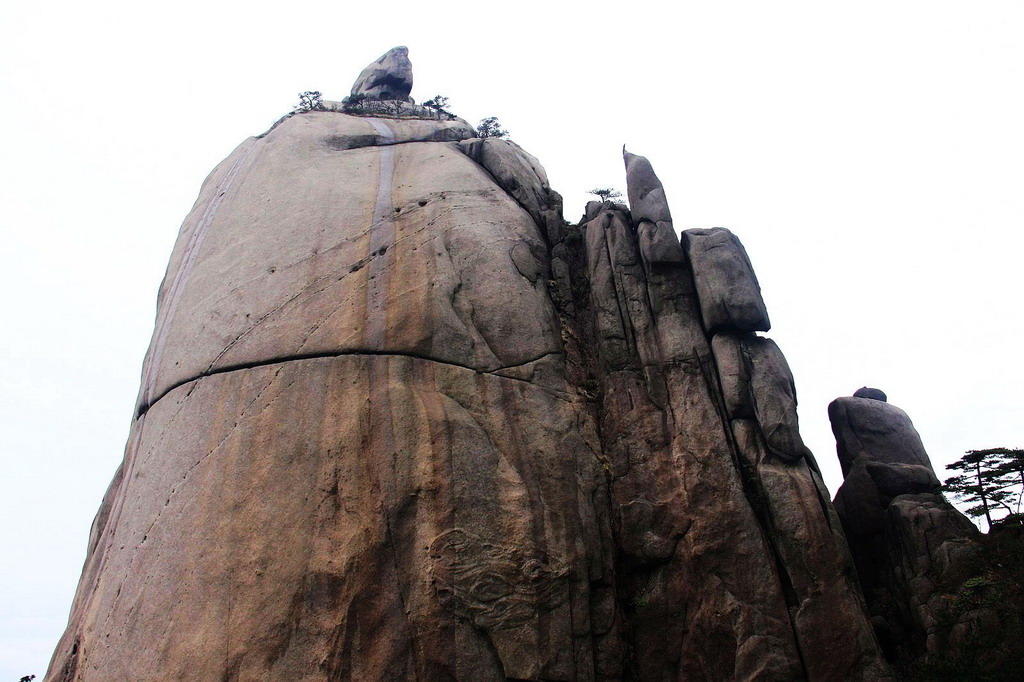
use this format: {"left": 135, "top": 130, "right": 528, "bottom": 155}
{"left": 137, "top": 349, "right": 563, "bottom": 417}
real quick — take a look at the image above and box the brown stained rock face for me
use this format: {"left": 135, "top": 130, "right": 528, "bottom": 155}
{"left": 134, "top": 112, "right": 559, "bottom": 416}
{"left": 54, "top": 356, "right": 610, "bottom": 680}
{"left": 731, "top": 420, "right": 889, "bottom": 682}
{"left": 49, "top": 56, "right": 892, "bottom": 681}
{"left": 710, "top": 332, "right": 753, "bottom": 418}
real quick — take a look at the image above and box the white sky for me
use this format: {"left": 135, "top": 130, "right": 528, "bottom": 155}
{"left": 2, "top": 1, "right": 1022, "bottom": 677}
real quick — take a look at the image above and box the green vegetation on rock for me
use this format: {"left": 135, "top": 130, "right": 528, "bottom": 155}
{"left": 945, "top": 448, "right": 1024, "bottom": 528}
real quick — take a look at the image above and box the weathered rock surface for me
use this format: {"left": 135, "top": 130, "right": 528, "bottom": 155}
{"left": 623, "top": 149, "right": 683, "bottom": 267}
{"left": 56, "top": 355, "right": 609, "bottom": 680}
{"left": 682, "top": 227, "right": 770, "bottom": 333}
{"left": 49, "top": 53, "right": 892, "bottom": 681}
{"left": 570, "top": 179, "right": 886, "bottom": 678}
{"left": 623, "top": 149, "right": 671, "bottom": 225}
{"left": 457, "top": 137, "right": 565, "bottom": 242}
{"left": 829, "top": 392, "right": 984, "bottom": 667}
{"left": 710, "top": 333, "right": 753, "bottom": 418}
{"left": 743, "top": 336, "right": 812, "bottom": 463}
{"left": 830, "top": 397, "right": 937, "bottom": 480}
{"left": 133, "top": 112, "right": 557, "bottom": 416}
{"left": 349, "top": 46, "right": 414, "bottom": 102}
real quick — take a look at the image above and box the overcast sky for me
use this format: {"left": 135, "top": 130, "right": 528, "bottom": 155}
{"left": 3, "top": 1, "right": 1022, "bottom": 677}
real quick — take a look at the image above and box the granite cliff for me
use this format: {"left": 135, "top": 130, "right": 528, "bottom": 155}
{"left": 49, "top": 48, "right": 893, "bottom": 681}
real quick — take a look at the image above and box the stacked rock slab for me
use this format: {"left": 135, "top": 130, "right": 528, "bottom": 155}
{"left": 829, "top": 392, "right": 982, "bottom": 663}
{"left": 49, "top": 50, "right": 890, "bottom": 681}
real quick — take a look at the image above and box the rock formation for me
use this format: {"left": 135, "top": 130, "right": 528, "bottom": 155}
{"left": 829, "top": 391, "right": 996, "bottom": 669}
{"left": 48, "top": 49, "right": 891, "bottom": 681}
{"left": 349, "top": 46, "right": 414, "bottom": 102}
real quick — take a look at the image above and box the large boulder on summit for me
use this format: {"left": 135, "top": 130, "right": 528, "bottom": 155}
{"left": 349, "top": 46, "right": 414, "bottom": 102}
{"left": 830, "top": 397, "right": 941, "bottom": 535}
{"left": 49, "top": 51, "right": 892, "bottom": 681}
{"left": 830, "top": 397, "right": 937, "bottom": 479}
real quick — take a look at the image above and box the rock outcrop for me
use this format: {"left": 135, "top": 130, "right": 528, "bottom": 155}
{"left": 349, "top": 46, "right": 414, "bottom": 102}
{"left": 829, "top": 392, "right": 985, "bottom": 666}
{"left": 49, "top": 49, "right": 891, "bottom": 681}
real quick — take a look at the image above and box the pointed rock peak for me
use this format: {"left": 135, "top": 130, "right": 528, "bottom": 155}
{"left": 623, "top": 148, "right": 672, "bottom": 224}
{"left": 350, "top": 46, "right": 413, "bottom": 102}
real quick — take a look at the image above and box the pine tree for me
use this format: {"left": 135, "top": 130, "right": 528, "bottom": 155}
{"left": 994, "top": 447, "right": 1024, "bottom": 493}
{"left": 422, "top": 95, "right": 453, "bottom": 120}
{"left": 477, "top": 117, "right": 508, "bottom": 139}
{"left": 589, "top": 188, "right": 623, "bottom": 203}
{"left": 945, "top": 448, "right": 1023, "bottom": 528}
{"left": 295, "top": 91, "right": 323, "bottom": 112}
